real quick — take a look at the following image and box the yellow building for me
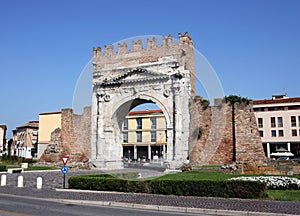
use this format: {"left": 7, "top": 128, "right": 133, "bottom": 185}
{"left": 122, "top": 109, "right": 167, "bottom": 161}
{"left": 37, "top": 111, "right": 61, "bottom": 158}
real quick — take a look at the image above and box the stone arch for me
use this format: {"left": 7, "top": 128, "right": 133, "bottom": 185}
{"left": 91, "top": 34, "right": 195, "bottom": 169}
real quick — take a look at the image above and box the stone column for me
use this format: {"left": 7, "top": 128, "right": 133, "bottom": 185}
{"left": 134, "top": 145, "right": 137, "bottom": 160}
{"left": 287, "top": 142, "right": 291, "bottom": 152}
{"left": 267, "top": 143, "right": 270, "bottom": 158}
{"left": 91, "top": 91, "right": 98, "bottom": 160}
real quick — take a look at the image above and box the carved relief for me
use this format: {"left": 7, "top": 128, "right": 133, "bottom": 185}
{"left": 163, "top": 89, "right": 170, "bottom": 97}
{"left": 97, "top": 92, "right": 111, "bottom": 102}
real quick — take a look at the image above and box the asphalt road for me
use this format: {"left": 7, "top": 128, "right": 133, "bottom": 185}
{"left": 0, "top": 194, "right": 210, "bottom": 216}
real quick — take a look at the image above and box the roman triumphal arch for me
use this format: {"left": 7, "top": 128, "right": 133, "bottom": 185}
{"left": 91, "top": 33, "right": 196, "bottom": 169}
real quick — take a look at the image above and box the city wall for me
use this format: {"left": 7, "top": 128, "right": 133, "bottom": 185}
{"left": 40, "top": 107, "right": 91, "bottom": 165}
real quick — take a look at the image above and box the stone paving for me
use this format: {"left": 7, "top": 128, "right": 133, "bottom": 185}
{"left": 1, "top": 167, "right": 164, "bottom": 189}
{"left": 0, "top": 169, "right": 300, "bottom": 215}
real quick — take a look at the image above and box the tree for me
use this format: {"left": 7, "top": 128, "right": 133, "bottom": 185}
{"left": 224, "top": 95, "right": 251, "bottom": 162}
{"left": 7, "top": 139, "right": 13, "bottom": 157}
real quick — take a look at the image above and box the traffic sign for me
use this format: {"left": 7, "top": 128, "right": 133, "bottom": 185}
{"left": 61, "top": 156, "right": 70, "bottom": 165}
{"left": 61, "top": 166, "right": 68, "bottom": 174}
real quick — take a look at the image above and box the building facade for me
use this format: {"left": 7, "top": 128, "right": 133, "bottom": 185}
{"left": 253, "top": 95, "right": 300, "bottom": 158}
{"left": 122, "top": 109, "right": 167, "bottom": 161}
{"left": 0, "top": 125, "right": 7, "bottom": 155}
{"left": 13, "top": 121, "right": 39, "bottom": 159}
{"left": 37, "top": 111, "right": 61, "bottom": 158}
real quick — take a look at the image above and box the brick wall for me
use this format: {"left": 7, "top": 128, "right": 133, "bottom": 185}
{"left": 190, "top": 99, "right": 266, "bottom": 165}
{"left": 40, "top": 107, "right": 91, "bottom": 163}
{"left": 61, "top": 107, "right": 91, "bottom": 162}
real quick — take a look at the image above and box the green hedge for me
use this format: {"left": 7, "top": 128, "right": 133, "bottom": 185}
{"left": 0, "top": 164, "right": 7, "bottom": 171}
{"left": 69, "top": 176, "right": 150, "bottom": 193}
{"left": 149, "top": 180, "right": 267, "bottom": 198}
{"left": 68, "top": 174, "right": 267, "bottom": 199}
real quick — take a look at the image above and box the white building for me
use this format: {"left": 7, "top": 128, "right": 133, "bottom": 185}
{"left": 0, "top": 125, "right": 7, "bottom": 155}
{"left": 13, "top": 121, "right": 39, "bottom": 159}
{"left": 253, "top": 95, "right": 300, "bottom": 158}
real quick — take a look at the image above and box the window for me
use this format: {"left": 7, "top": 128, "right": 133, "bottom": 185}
{"left": 123, "top": 132, "right": 128, "bottom": 143}
{"left": 258, "top": 118, "right": 263, "bottom": 128}
{"left": 277, "top": 117, "right": 283, "bottom": 127}
{"left": 291, "top": 116, "right": 296, "bottom": 127}
{"left": 271, "top": 130, "right": 276, "bottom": 137}
{"left": 254, "top": 108, "right": 263, "bottom": 112}
{"left": 165, "top": 131, "right": 168, "bottom": 141}
{"left": 123, "top": 119, "right": 128, "bottom": 130}
{"left": 151, "top": 131, "right": 156, "bottom": 142}
{"left": 271, "top": 117, "right": 276, "bottom": 127}
{"left": 278, "top": 130, "right": 284, "bottom": 137}
{"left": 298, "top": 116, "right": 300, "bottom": 127}
{"left": 292, "top": 129, "right": 297, "bottom": 137}
{"left": 136, "top": 118, "right": 142, "bottom": 129}
{"left": 259, "top": 131, "right": 264, "bottom": 137}
{"left": 150, "top": 117, "right": 157, "bottom": 129}
{"left": 136, "top": 131, "right": 142, "bottom": 142}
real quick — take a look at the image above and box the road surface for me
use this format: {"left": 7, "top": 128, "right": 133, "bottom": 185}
{"left": 0, "top": 193, "right": 210, "bottom": 216}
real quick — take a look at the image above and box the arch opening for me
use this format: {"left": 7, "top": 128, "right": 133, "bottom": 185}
{"left": 112, "top": 98, "right": 169, "bottom": 164}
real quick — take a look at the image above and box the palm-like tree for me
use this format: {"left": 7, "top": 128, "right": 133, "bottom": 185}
{"left": 224, "top": 95, "right": 251, "bottom": 162}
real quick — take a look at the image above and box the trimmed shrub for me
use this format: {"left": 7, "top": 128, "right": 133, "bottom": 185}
{"left": 149, "top": 180, "right": 267, "bottom": 198}
{"left": 68, "top": 174, "right": 267, "bottom": 199}
{"left": 0, "top": 164, "right": 7, "bottom": 171}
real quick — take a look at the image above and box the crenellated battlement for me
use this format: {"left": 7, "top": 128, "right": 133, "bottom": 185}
{"left": 93, "top": 32, "right": 193, "bottom": 57}
{"left": 93, "top": 32, "right": 195, "bottom": 95}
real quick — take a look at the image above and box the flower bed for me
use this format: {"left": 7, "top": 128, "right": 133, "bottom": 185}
{"left": 228, "top": 176, "right": 300, "bottom": 190}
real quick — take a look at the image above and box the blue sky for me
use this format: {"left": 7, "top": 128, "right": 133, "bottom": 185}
{"left": 1, "top": 0, "right": 300, "bottom": 136}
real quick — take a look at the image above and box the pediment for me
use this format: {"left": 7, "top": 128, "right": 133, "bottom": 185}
{"left": 101, "top": 68, "right": 169, "bottom": 86}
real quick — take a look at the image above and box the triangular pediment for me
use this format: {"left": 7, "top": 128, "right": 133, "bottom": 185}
{"left": 101, "top": 68, "right": 169, "bottom": 86}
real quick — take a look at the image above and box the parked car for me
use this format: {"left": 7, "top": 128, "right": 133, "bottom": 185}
{"left": 277, "top": 157, "right": 289, "bottom": 161}
{"left": 291, "top": 157, "right": 300, "bottom": 164}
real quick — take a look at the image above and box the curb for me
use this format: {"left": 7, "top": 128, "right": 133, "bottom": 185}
{"left": 59, "top": 199, "right": 297, "bottom": 216}
{"left": 55, "top": 189, "right": 297, "bottom": 216}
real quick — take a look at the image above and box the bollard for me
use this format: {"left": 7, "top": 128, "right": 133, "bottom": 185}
{"left": 37, "top": 177, "right": 42, "bottom": 189}
{"left": 1, "top": 175, "right": 6, "bottom": 186}
{"left": 17, "top": 176, "right": 23, "bottom": 188}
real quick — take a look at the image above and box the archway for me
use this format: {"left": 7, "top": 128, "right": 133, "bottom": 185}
{"left": 91, "top": 34, "right": 194, "bottom": 169}
{"left": 114, "top": 99, "right": 168, "bottom": 164}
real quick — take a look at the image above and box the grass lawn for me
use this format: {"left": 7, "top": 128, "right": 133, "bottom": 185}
{"left": 25, "top": 166, "right": 57, "bottom": 171}
{"left": 156, "top": 171, "right": 300, "bottom": 201}
{"left": 268, "top": 190, "right": 300, "bottom": 202}
{"left": 6, "top": 164, "right": 20, "bottom": 169}
{"left": 1, "top": 163, "right": 57, "bottom": 171}
{"left": 156, "top": 171, "right": 237, "bottom": 181}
